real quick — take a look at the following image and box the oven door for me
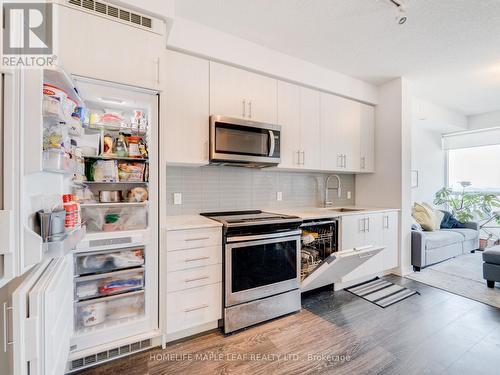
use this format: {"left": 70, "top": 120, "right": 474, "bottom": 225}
{"left": 225, "top": 231, "right": 300, "bottom": 307}
{"left": 210, "top": 115, "right": 281, "bottom": 164}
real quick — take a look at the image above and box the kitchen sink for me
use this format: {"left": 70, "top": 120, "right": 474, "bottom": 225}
{"left": 329, "top": 207, "right": 365, "bottom": 212}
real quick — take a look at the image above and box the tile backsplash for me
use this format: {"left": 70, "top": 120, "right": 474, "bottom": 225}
{"left": 166, "top": 166, "right": 355, "bottom": 215}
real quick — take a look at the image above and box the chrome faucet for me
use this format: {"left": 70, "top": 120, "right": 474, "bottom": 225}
{"left": 325, "top": 174, "right": 342, "bottom": 208}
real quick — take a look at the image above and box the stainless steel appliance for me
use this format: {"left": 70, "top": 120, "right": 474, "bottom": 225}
{"left": 209, "top": 115, "right": 281, "bottom": 167}
{"left": 201, "top": 210, "right": 302, "bottom": 333}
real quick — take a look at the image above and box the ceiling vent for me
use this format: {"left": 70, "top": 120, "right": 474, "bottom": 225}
{"left": 68, "top": 339, "right": 152, "bottom": 372}
{"left": 65, "top": 0, "right": 160, "bottom": 33}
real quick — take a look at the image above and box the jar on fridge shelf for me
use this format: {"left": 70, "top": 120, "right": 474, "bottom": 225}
{"left": 115, "top": 133, "right": 128, "bottom": 157}
{"left": 127, "top": 136, "right": 142, "bottom": 158}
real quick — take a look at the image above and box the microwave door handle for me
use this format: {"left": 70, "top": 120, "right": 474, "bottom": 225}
{"left": 268, "top": 130, "right": 275, "bottom": 157}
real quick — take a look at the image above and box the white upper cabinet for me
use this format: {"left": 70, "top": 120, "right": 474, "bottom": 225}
{"left": 277, "top": 81, "right": 301, "bottom": 168}
{"left": 209, "top": 62, "right": 277, "bottom": 123}
{"left": 299, "top": 88, "right": 321, "bottom": 170}
{"left": 276, "top": 83, "right": 321, "bottom": 169}
{"left": 163, "top": 50, "right": 210, "bottom": 166}
{"left": 320, "top": 93, "right": 363, "bottom": 172}
{"left": 56, "top": 5, "right": 163, "bottom": 90}
{"left": 360, "top": 104, "right": 375, "bottom": 173}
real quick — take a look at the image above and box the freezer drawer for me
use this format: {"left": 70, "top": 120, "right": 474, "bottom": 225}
{"left": 301, "top": 245, "right": 385, "bottom": 292}
{"left": 75, "top": 290, "right": 145, "bottom": 332}
{"left": 75, "top": 247, "right": 145, "bottom": 276}
{"left": 74, "top": 268, "right": 145, "bottom": 300}
{"left": 82, "top": 205, "right": 147, "bottom": 233}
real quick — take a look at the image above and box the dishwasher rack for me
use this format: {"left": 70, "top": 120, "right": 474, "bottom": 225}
{"left": 300, "top": 219, "right": 338, "bottom": 280}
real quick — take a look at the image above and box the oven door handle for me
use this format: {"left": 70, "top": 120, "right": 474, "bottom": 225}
{"left": 226, "top": 230, "right": 301, "bottom": 243}
{"left": 268, "top": 130, "right": 275, "bottom": 157}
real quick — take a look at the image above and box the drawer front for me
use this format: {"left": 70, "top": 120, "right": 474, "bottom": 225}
{"left": 167, "top": 228, "right": 221, "bottom": 251}
{"left": 167, "top": 246, "right": 222, "bottom": 272}
{"left": 167, "top": 283, "right": 222, "bottom": 334}
{"left": 167, "top": 264, "right": 222, "bottom": 292}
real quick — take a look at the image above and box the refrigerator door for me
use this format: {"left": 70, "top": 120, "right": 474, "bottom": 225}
{"left": 11, "top": 255, "right": 73, "bottom": 375}
{"left": 0, "top": 70, "right": 20, "bottom": 288}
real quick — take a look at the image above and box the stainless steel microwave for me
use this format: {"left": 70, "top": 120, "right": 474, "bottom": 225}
{"left": 209, "top": 115, "right": 281, "bottom": 167}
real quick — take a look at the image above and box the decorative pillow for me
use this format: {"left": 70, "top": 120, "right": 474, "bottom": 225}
{"left": 422, "top": 202, "right": 444, "bottom": 230}
{"left": 440, "top": 210, "right": 464, "bottom": 229}
{"left": 412, "top": 203, "right": 438, "bottom": 231}
{"left": 411, "top": 216, "right": 423, "bottom": 231}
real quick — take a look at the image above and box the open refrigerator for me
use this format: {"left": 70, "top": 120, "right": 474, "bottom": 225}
{"left": 1, "top": 67, "right": 160, "bottom": 374}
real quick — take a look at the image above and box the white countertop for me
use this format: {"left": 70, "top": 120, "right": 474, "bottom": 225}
{"left": 267, "top": 206, "right": 400, "bottom": 220}
{"left": 165, "top": 215, "right": 222, "bottom": 231}
{"left": 165, "top": 206, "right": 399, "bottom": 230}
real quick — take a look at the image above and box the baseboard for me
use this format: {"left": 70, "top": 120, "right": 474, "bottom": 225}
{"left": 166, "top": 320, "right": 219, "bottom": 343}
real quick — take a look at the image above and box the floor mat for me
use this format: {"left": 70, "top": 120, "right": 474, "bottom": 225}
{"left": 346, "top": 278, "right": 419, "bottom": 308}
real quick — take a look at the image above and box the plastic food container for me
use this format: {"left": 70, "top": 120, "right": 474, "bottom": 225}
{"left": 43, "top": 149, "right": 72, "bottom": 172}
{"left": 82, "top": 205, "right": 147, "bottom": 233}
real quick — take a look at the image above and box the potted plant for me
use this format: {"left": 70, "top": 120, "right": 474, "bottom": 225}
{"left": 434, "top": 182, "right": 500, "bottom": 249}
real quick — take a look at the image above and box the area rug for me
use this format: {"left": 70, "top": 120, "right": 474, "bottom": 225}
{"left": 406, "top": 252, "right": 500, "bottom": 309}
{"left": 346, "top": 278, "right": 418, "bottom": 308}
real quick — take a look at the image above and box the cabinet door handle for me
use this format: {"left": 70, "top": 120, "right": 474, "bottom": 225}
{"left": 301, "top": 151, "right": 305, "bottom": 166}
{"left": 184, "top": 256, "right": 210, "bottom": 262}
{"left": 184, "top": 304, "right": 209, "bottom": 313}
{"left": 184, "top": 237, "right": 210, "bottom": 242}
{"left": 3, "top": 303, "right": 13, "bottom": 353}
{"left": 242, "top": 100, "right": 246, "bottom": 118}
{"left": 296, "top": 151, "right": 301, "bottom": 165}
{"left": 366, "top": 217, "right": 370, "bottom": 232}
{"left": 384, "top": 216, "right": 389, "bottom": 229}
{"left": 343, "top": 155, "right": 347, "bottom": 168}
{"left": 361, "top": 157, "right": 365, "bottom": 169}
{"left": 248, "top": 101, "right": 252, "bottom": 119}
{"left": 155, "top": 57, "right": 160, "bottom": 84}
{"left": 184, "top": 275, "right": 210, "bottom": 283}
{"left": 359, "top": 252, "right": 374, "bottom": 259}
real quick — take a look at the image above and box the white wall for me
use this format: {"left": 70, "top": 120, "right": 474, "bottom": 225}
{"left": 355, "top": 78, "right": 413, "bottom": 275}
{"left": 413, "top": 97, "right": 468, "bottom": 132}
{"left": 411, "top": 125, "right": 445, "bottom": 204}
{"left": 468, "top": 110, "right": 500, "bottom": 130}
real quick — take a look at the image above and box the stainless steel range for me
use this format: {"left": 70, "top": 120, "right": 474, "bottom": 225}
{"left": 201, "top": 210, "right": 303, "bottom": 333}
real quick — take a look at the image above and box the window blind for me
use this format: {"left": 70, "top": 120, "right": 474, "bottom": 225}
{"left": 442, "top": 127, "right": 500, "bottom": 150}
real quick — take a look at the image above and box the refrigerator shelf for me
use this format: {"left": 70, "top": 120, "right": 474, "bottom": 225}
{"left": 75, "top": 246, "right": 145, "bottom": 276}
{"left": 79, "top": 202, "right": 148, "bottom": 208}
{"left": 43, "top": 226, "right": 86, "bottom": 258}
{"left": 84, "top": 155, "right": 148, "bottom": 162}
{"left": 83, "top": 122, "right": 147, "bottom": 135}
{"left": 83, "top": 181, "right": 148, "bottom": 185}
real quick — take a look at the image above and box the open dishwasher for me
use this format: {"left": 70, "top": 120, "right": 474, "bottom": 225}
{"left": 300, "top": 217, "right": 384, "bottom": 292}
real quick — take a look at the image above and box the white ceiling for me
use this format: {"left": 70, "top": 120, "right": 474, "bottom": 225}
{"left": 175, "top": 0, "right": 500, "bottom": 116}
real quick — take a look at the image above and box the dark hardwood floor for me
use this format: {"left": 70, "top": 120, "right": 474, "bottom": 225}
{"left": 78, "top": 276, "right": 500, "bottom": 375}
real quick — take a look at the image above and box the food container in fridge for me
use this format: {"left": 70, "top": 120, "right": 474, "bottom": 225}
{"left": 82, "top": 205, "right": 147, "bottom": 232}
{"left": 43, "top": 149, "right": 73, "bottom": 172}
{"left": 75, "top": 247, "right": 145, "bottom": 276}
{"left": 74, "top": 268, "right": 145, "bottom": 300}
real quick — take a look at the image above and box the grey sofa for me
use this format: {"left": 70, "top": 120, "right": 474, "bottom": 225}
{"left": 412, "top": 222, "right": 479, "bottom": 271}
{"left": 483, "top": 247, "right": 500, "bottom": 288}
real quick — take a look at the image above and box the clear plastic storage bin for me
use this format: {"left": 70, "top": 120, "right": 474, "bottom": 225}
{"left": 75, "top": 291, "right": 145, "bottom": 331}
{"left": 74, "top": 268, "right": 144, "bottom": 300}
{"left": 75, "top": 247, "right": 145, "bottom": 276}
{"left": 81, "top": 205, "right": 147, "bottom": 232}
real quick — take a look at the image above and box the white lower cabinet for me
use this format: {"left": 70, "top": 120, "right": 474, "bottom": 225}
{"left": 340, "top": 211, "right": 399, "bottom": 283}
{"left": 164, "top": 227, "right": 222, "bottom": 342}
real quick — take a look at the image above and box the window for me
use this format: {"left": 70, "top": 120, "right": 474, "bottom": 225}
{"left": 447, "top": 144, "right": 500, "bottom": 192}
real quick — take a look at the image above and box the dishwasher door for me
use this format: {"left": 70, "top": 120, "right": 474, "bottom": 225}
{"left": 301, "top": 246, "right": 384, "bottom": 292}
